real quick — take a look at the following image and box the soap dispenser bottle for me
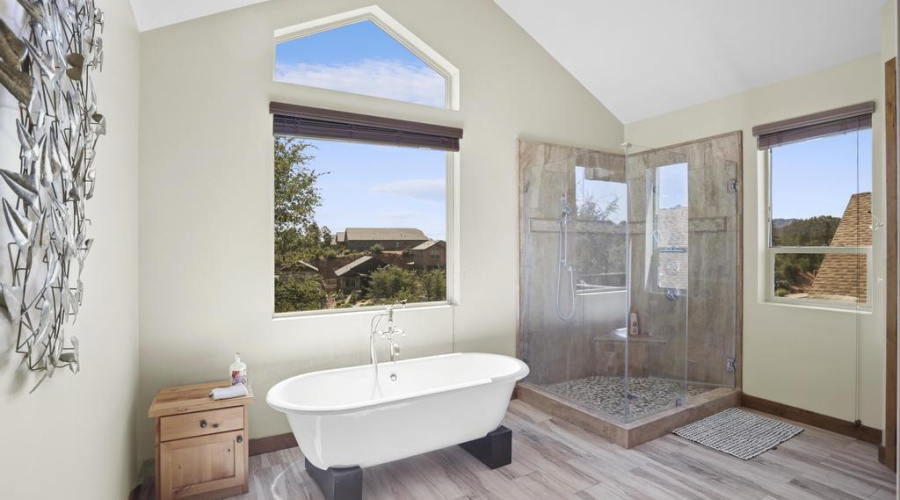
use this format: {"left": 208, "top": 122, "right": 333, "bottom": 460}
{"left": 629, "top": 306, "right": 640, "bottom": 336}
{"left": 230, "top": 353, "right": 247, "bottom": 386}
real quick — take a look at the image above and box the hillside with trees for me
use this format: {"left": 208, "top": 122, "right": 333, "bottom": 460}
{"left": 771, "top": 216, "right": 840, "bottom": 296}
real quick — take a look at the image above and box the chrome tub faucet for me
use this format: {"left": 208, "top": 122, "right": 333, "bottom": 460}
{"left": 370, "top": 300, "right": 407, "bottom": 377}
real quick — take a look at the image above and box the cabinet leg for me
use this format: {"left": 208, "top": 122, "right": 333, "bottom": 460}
{"left": 459, "top": 425, "right": 513, "bottom": 469}
{"left": 304, "top": 458, "right": 363, "bottom": 500}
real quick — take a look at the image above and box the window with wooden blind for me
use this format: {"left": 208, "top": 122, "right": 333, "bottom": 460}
{"left": 754, "top": 102, "right": 874, "bottom": 309}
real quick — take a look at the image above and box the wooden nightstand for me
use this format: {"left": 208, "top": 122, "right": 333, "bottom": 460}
{"left": 148, "top": 381, "right": 253, "bottom": 500}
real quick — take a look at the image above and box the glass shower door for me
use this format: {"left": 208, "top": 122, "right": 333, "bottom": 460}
{"left": 624, "top": 150, "right": 690, "bottom": 422}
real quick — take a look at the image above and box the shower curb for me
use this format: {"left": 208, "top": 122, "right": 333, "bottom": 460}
{"left": 516, "top": 382, "right": 741, "bottom": 448}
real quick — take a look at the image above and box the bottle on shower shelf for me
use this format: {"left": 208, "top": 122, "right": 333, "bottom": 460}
{"left": 629, "top": 306, "right": 640, "bottom": 336}
{"left": 230, "top": 353, "right": 247, "bottom": 386}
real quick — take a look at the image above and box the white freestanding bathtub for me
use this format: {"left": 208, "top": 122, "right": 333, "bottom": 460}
{"left": 266, "top": 352, "right": 529, "bottom": 470}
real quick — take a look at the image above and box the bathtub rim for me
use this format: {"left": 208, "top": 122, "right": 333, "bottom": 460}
{"left": 266, "top": 352, "right": 529, "bottom": 416}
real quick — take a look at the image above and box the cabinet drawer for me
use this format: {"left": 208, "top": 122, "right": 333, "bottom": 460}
{"left": 159, "top": 430, "right": 246, "bottom": 500}
{"left": 160, "top": 407, "right": 244, "bottom": 442}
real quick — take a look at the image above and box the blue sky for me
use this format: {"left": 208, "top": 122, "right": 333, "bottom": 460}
{"left": 275, "top": 20, "right": 446, "bottom": 107}
{"left": 303, "top": 138, "right": 447, "bottom": 241}
{"left": 771, "top": 129, "right": 872, "bottom": 219}
{"left": 657, "top": 163, "right": 688, "bottom": 209}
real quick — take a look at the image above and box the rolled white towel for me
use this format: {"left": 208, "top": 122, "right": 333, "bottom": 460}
{"left": 210, "top": 382, "right": 248, "bottom": 400}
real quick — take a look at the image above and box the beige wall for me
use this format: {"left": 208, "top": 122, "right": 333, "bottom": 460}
{"left": 627, "top": 53, "right": 887, "bottom": 428}
{"left": 137, "top": 0, "right": 623, "bottom": 461}
{"left": 0, "top": 0, "right": 141, "bottom": 498}
{"left": 883, "top": 0, "right": 897, "bottom": 62}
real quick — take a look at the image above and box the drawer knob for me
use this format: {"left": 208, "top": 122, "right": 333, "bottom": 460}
{"left": 200, "top": 420, "right": 208, "bottom": 428}
{"left": 236, "top": 435, "right": 243, "bottom": 444}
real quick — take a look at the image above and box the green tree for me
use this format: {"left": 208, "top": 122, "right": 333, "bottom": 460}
{"left": 576, "top": 194, "right": 627, "bottom": 285}
{"left": 773, "top": 216, "right": 840, "bottom": 246}
{"left": 420, "top": 268, "right": 447, "bottom": 301}
{"left": 274, "top": 137, "right": 327, "bottom": 262}
{"left": 274, "top": 274, "right": 327, "bottom": 312}
{"left": 368, "top": 266, "right": 420, "bottom": 303}
{"left": 367, "top": 266, "right": 447, "bottom": 304}
{"left": 771, "top": 216, "right": 841, "bottom": 293}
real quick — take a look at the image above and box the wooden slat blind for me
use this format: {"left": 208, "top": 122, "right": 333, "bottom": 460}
{"left": 270, "top": 102, "right": 463, "bottom": 151}
{"left": 752, "top": 102, "right": 875, "bottom": 150}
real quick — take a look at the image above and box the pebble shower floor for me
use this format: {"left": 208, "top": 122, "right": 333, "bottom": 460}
{"left": 542, "top": 376, "right": 713, "bottom": 421}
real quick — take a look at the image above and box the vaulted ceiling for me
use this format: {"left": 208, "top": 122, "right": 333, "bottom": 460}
{"left": 492, "top": 0, "right": 886, "bottom": 123}
{"left": 129, "top": 0, "right": 887, "bottom": 123}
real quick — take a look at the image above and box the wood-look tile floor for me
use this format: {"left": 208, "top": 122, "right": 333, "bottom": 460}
{"left": 142, "top": 400, "right": 897, "bottom": 500}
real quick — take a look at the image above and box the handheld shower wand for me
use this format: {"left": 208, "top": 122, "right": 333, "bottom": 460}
{"left": 556, "top": 194, "right": 576, "bottom": 321}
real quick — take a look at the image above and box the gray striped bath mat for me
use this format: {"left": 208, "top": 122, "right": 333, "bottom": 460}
{"left": 673, "top": 408, "right": 803, "bottom": 460}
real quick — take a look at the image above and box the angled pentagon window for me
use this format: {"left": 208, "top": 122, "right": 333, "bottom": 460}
{"left": 274, "top": 8, "right": 457, "bottom": 109}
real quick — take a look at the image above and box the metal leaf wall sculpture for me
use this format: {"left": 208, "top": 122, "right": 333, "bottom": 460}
{"left": 0, "top": 0, "right": 104, "bottom": 392}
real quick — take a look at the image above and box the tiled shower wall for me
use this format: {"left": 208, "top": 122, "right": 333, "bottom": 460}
{"left": 519, "top": 141, "right": 628, "bottom": 385}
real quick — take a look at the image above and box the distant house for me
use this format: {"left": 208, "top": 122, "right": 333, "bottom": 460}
{"left": 342, "top": 227, "right": 429, "bottom": 251}
{"left": 334, "top": 256, "right": 380, "bottom": 294}
{"left": 411, "top": 240, "right": 446, "bottom": 268}
{"left": 808, "top": 192, "right": 871, "bottom": 304}
{"left": 334, "top": 232, "right": 346, "bottom": 245}
{"left": 331, "top": 253, "right": 414, "bottom": 294}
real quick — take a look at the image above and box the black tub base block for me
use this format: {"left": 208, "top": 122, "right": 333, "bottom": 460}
{"left": 304, "top": 458, "right": 363, "bottom": 500}
{"left": 459, "top": 426, "right": 513, "bottom": 469}
{"left": 303, "top": 427, "right": 513, "bottom": 499}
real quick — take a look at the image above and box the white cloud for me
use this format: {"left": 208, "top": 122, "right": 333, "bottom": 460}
{"left": 372, "top": 178, "right": 445, "bottom": 202}
{"left": 275, "top": 59, "right": 446, "bottom": 107}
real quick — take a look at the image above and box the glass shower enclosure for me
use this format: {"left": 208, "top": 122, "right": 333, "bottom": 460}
{"left": 519, "top": 134, "right": 741, "bottom": 424}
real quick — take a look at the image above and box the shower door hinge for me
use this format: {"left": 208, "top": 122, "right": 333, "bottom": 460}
{"left": 726, "top": 358, "right": 737, "bottom": 372}
{"left": 728, "top": 179, "right": 739, "bottom": 193}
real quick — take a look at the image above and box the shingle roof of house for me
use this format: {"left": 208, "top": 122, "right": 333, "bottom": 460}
{"left": 334, "top": 256, "right": 373, "bottom": 277}
{"left": 657, "top": 206, "right": 688, "bottom": 290}
{"left": 657, "top": 206, "right": 688, "bottom": 248}
{"left": 411, "top": 240, "right": 445, "bottom": 251}
{"left": 808, "top": 192, "right": 871, "bottom": 303}
{"left": 331, "top": 253, "right": 414, "bottom": 277}
{"left": 297, "top": 260, "right": 319, "bottom": 272}
{"left": 344, "top": 228, "right": 427, "bottom": 241}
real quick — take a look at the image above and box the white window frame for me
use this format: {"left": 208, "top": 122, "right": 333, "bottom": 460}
{"left": 762, "top": 148, "right": 872, "bottom": 311}
{"left": 273, "top": 6, "right": 460, "bottom": 110}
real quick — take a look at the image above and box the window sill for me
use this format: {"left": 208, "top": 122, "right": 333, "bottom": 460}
{"left": 272, "top": 301, "right": 453, "bottom": 321}
{"left": 760, "top": 299, "right": 872, "bottom": 315}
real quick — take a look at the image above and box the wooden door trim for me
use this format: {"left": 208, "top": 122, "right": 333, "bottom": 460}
{"left": 883, "top": 56, "right": 897, "bottom": 472}
{"left": 743, "top": 394, "right": 882, "bottom": 444}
